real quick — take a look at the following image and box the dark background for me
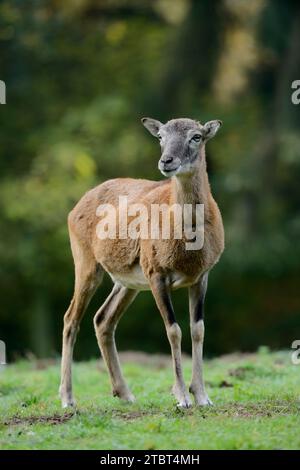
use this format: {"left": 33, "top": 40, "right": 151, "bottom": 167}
{"left": 0, "top": 0, "right": 300, "bottom": 360}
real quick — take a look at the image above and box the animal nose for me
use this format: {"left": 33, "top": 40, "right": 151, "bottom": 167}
{"left": 161, "top": 156, "right": 173, "bottom": 165}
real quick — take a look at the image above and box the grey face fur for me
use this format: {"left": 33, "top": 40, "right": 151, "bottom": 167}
{"left": 141, "top": 117, "right": 222, "bottom": 177}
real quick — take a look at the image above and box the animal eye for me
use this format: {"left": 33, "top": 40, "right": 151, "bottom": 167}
{"left": 192, "top": 134, "right": 201, "bottom": 142}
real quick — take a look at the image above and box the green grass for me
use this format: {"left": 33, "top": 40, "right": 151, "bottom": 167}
{"left": 0, "top": 349, "right": 299, "bottom": 450}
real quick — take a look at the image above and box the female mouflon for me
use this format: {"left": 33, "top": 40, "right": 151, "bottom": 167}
{"left": 59, "top": 117, "right": 224, "bottom": 408}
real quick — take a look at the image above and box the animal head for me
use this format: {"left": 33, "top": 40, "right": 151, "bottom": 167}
{"left": 141, "top": 117, "right": 222, "bottom": 177}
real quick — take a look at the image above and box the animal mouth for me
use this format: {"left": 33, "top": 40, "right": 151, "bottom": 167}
{"left": 160, "top": 167, "right": 180, "bottom": 177}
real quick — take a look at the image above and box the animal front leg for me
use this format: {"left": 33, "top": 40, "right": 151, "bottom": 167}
{"left": 189, "top": 274, "right": 212, "bottom": 406}
{"left": 149, "top": 274, "right": 191, "bottom": 408}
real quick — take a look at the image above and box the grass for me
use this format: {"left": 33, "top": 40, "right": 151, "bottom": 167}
{"left": 0, "top": 349, "right": 299, "bottom": 450}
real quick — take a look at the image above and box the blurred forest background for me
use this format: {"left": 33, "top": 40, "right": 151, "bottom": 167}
{"left": 0, "top": 0, "right": 300, "bottom": 360}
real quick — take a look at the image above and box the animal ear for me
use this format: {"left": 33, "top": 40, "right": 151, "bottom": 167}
{"left": 202, "top": 120, "right": 222, "bottom": 140}
{"left": 141, "top": 117, "right": 163, "bottom": 137}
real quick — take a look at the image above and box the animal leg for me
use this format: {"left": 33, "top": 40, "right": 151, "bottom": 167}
{"left": 149, "top": 273, "right": 191, "bottom": 408}
{"left": 189, "top": 273, "right": 212, "bottom": 406}
{"left": 94, "top": 283, "right": 137, "bottom": 402}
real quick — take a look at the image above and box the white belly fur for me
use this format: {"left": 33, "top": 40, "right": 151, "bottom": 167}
{"left": 108, "top": 265, "right": 150, "bottom": 291}
{"left": 108, "top": 265, "right": 196, "bottom": 291}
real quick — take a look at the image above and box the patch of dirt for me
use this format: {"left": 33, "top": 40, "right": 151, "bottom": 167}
{"left": 98, "top": 351, "right": 190, "bottom": 371}
{"left": 229, "top": 366, "right": 251, "bottom": 379}
{"left": 205, "top": 380, "right": 234, "bottom": 388}
{"left": 202, "top": 401, "right": 298, "bottom": 419}
{"left": 3, "top": 401, "right": 297, "bottom": 426}
{"left": 3, "top": 412, "right": 76, "bottom": 427}
{"left": 218, "top": 380, "right": 234, "bottom": 388}
{"left": 26, "top": 352, "right": 180, "bottom": 371}
{"left": 274, "top": 358, "right": 285, "bottom": 366}
{"left": 120, "top": 351, "right": 180, "bottom": 368}
{"left": 113, "top": 410, "right": 153, "bottom": 421}
{"left": 111, "top": 401, "right": 298, "bottom": 420}
{"left": 15, "top": 351, "right": 259, "bottom": 371}
{"left": 213, "top": 352, "right": 257, "bottom": 363}
{"left": 33, "top": 359, "right": 59, "bottom": 370}
{"left": 24, "top": 352, "right": 59, "bottom": 370}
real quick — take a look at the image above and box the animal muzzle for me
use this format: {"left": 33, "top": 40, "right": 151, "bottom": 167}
{"left": 158, "top": 154, "right": 179, "bottom": 174}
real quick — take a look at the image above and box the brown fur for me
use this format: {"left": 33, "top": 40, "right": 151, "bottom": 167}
{"left": 68, "top": 148, "right": 224, "bottom": 286}
{"left": 59, "top": 119, "right": 224, "bottom": 409}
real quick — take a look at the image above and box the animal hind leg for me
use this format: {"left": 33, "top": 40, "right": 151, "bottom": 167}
{"left": 93, "top": 283, "right": 137, "bottom": 401}
{"left": 60, "top": 234, "right": 103, "bottom": 408}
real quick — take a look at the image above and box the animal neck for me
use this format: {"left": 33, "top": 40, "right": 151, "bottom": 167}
{"left": 170, "top": 147, "right": 210, "bottom": 207}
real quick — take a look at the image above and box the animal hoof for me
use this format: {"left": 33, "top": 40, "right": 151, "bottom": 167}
{"left": 176, "top": 396, "right": 192, "bottom": 409}
{"left": 172, "top": 384, "right": 192, "bottom": 409}
{"left": 196, "top": 396, "right": 213, "bottom": 407}
{"left": 176, "top": 401, "right": 192, "bottom": 409}
{"left": 124, "top": 393, "right": 136, "bottom": 403}
{"left": 61, "top": 398, "right": 76, "bottom": 409}
{"left": 113, "top": 389, "right": 136, "bottom": 403}
{"left": 59, "top": 386, "right": 76, "bottom": 408}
